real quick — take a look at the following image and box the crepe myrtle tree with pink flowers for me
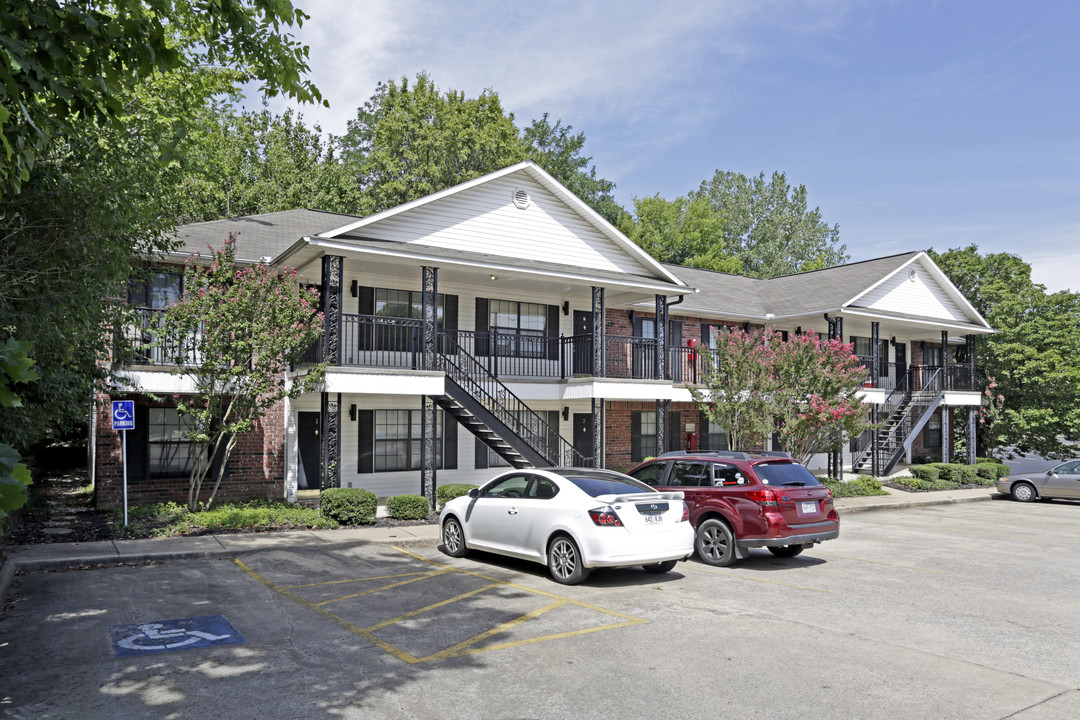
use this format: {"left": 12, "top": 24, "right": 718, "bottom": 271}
{"left": 690, "top": 326, "right": 871, "bottom": 465}
{"left": 160, "top": 236, "right": 325, "bottom": 511}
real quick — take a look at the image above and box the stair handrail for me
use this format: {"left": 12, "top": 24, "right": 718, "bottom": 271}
{"left": 439, "top": 336, "right": 587, "bottom": 467}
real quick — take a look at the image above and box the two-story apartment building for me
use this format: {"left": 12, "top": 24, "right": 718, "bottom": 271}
{"left": 93, "top": 161, "right": 993, "bottom": 508}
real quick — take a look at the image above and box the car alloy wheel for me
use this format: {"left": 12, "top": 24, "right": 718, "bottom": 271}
{"left": 695, "top": 518, "right": 736, "bottom": 567}
{"left": 442, "top": 517, "right": 469, "bottom": 557}
{"left": 547, "top": 535, "right": 590, "bottom": 585}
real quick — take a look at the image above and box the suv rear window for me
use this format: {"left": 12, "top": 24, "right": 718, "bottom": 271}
{"left": 753, "top": 461, "right": 821, "bottom": 487}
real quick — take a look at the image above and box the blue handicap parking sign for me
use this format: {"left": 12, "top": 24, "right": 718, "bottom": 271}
{"left": 109, "top": 615, "right": 246, "bottom": 658}
{"left": 111, "top": 400, "right": 135, "bottom": 431}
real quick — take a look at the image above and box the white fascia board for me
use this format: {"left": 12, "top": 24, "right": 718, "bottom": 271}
{"left": 323, "top": 370, "right": 445, "bottom": 395}
{"left": 839, "top": 307, "right": 995, "bottom": 335}
{"left": 314, "top": 161, "right": 689, "bottom": 291}
{"left": 115, "top": 370, "right": 197, "bottom": 394}
{"left": 299, "top": 237, "right": 690, "bottom": 294}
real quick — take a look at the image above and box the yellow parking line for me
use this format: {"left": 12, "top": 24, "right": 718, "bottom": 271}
{"left": 813, "top": 552, "right": 947, "bottom": 574}
{"left": 685, "top": 564, "right": 827, "bottom": 592}
{"left": 281, "top": 571, "right": 435, "bottom": 589}
{"left": 315, "top": 570, "right": 453, "bottom": 607}
{"left": 361, "top": 583, "right": 502, "bottom": 632}
{"left": 421, "top": 599, "right": 566, "bottom": 661}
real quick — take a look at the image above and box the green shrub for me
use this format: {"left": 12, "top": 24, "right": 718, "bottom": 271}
{"left": 820, "top": 476, "right": 888, "bottom": 497}
{"left": 436, "top": 483, "right": 477, "bottom": 509}
{"left": 386, "top": 494, "right": 431, "bottom": 520}
{"left": 930, "top": 463, "right": 963, "bottom": 484}
{"left": 909, "top": 465, "right": 939, "bottom": 483}
{"left": 321, "top": 488, "right": 378, "bottom": 525}
{"left": 111, "top": 499, "right": 337, "bottom": 538}
{"left": 956, "top": 464, "right": 977, "bottom": 484}
{"left": 888, "top": 475, "right": 959, "bottom": 491}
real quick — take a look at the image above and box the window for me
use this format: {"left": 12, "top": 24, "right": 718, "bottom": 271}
{"left": 924, "top": 413, "right": 942, "bottom": 450}
{"left": 671, "top": 461, "right": 709, "bottom": 487}
{"left": 148, "top": 407, "right": 194, "bottom": 477}
{"left": 631, "top": 410, "right": 657, "bottom": 462}
{"left": 853, "top": 336, "right": 873, "bottom": 358}
{"left": 924, "top": 344, "right": 943, "bottom": 367}
{"left": 490, "top": 299, "right": 548, "bottom": 358}
{"left": 129, "top": 271, "right": 183, "bottom": 309}
{"left": 481, "top": 474, "right": 530, "bottom": 498}
{"left": 628, "top": 462, "right": 668, "bottom": 487}
{"left": 702, "top": 415, "right": 729, "bottom": 452}
{"left": 477, "top": 410, "right": 559, "bottom": 469}
{"left": 368, "top": 409, "right": 454, "bottom": 472}
{"left": 374, "top": 288, "right": 445, "bottom": 323}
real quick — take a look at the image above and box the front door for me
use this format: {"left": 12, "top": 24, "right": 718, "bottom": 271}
{"left": 573, "top": 413, "right": 593, "bottom": 466}
{"left": 572, "top": 311, "right": 593, "bottom": 375}
{"left": 297, "top": 412, "right": 321, "bottom": 490}
{"left": 895, "top": 343, "right": 907, "bottom": 389}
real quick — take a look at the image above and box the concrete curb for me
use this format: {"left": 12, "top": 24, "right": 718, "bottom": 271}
{"left": 836, "top": 491, "right": 996, "bottom": 514}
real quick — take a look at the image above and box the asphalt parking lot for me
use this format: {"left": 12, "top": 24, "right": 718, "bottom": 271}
{"left": 3, "top": 498, "right": 1080, "bottom": 719}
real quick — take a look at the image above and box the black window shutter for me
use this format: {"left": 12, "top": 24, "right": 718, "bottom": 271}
{"left": 474, "top": 436, "right": 489, "bottom": 469}
{"left": 669, "top": 411, "right": 682, "bottom": 452}
{"left": 358, "top": 286, "right": 375, "bottom": 351}
{"left": 780, "top": 330, "right": 789, "bottom": 342}
{"left": 700, "top": 323, "right": 711, "bottom": 347}
{"left": 671, "top": 320, "right": 683, "bottom": 346}
{"left": 128, "top": 406, "right": 148, "bottom": 481}
{"left": 442, "top": 411, "right": 457, "bottom": 470}
{"left": 128, "top": 278, "right": 148, "bottom": 306}
{"left": 441, "top": 294, "right": 459, "bottom": 353}
{"left": 699, "top": 411, "right": 709, "bottom": 451}
{"left": 546, "top": 304, "right": 559, "bottom": 360}
{"left": 475, "top": 298, "right": 490, "bottom": 356}
{"left": 630, "top": 411, "right": 642, "bottom": 462}
{"left": 357, "top": 410, "right": 374, "bottom": 474}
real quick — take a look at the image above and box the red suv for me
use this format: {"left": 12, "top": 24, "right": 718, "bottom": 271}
{"left": 627, "top": 451, "right": 839, "bottom": 566}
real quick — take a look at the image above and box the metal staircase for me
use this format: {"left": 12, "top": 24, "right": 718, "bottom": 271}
{"left": 853, "top": 369, "right": 944, "bottom": 476}
{"left": 435, "top": 339, "right": 586, "bottom": 469}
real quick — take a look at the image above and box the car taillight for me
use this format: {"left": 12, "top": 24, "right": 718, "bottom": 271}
{"left": 589, "top": 507, "right": 623, "bottom": 527}
{"left": 681, "top": 503, "right": 689, "bottom": 522}
{"left": 745, "top": 488, "right": 778, "bottom": 507}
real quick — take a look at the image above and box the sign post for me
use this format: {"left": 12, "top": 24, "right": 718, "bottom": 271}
{"left": 111, "top": 401, "right": 135, "bottom": 526}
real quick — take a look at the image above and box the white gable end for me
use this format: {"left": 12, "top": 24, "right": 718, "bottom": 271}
{"left": 856, "top": 259, "right": 970, "bottom": 323}
{"left": 356, "top": 172, "right": 657, "bottom": 276}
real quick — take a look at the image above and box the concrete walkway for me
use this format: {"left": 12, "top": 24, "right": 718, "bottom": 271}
{"left": 3, "top": 487, "right": 996, "bottom": 577}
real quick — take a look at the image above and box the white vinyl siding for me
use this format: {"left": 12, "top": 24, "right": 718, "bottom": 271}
{"left": 857, "top": 261, "right": 969, "bottom": 323}
{"left": 359, "top": 174, "right": 657, "bottom": 276}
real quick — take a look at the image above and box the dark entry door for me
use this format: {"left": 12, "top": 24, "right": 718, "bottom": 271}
{"left": 894, "top": 343, "right": 907, "bottom": 389}
{"left": 573, "top": 311, "right": 593, "bottom": 375}
{"left": 632, "top": 317, "right": 656, "bottom": 379}
{"left": 573, "top": 413, "right": 593, "bottom": 466}
{"left": 298, "top": 412, "right": 321, "bottom": 490}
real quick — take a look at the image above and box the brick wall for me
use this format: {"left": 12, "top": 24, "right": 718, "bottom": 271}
{"left": 95, "top": 394, "right": 286, "bottom": 508}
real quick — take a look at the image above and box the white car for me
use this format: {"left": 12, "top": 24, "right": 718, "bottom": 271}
{"left": 439, "top": 468, "right": 694, "bottom": 584}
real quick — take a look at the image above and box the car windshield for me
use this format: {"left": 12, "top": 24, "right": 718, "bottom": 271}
{"left": 753, "top": 461, "right": 822, "bottom": 487}
{"left": 567, "top": 475, "right": 656, "bottom": 498}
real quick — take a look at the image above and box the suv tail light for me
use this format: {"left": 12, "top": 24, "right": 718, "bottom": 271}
{"left": 745, "top": 488, "right": 778, "bottom": 507}
{"left": 588, "top": 507, "right": 623, "bottom": 527}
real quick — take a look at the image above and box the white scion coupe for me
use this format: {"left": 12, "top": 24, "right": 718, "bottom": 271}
{"left": 439, "top": 468, "right": 695, "bottom": 584}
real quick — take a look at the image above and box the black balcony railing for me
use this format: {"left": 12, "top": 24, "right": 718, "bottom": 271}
{"left": 116, "top": 307, "right": 199, "bottom": 366}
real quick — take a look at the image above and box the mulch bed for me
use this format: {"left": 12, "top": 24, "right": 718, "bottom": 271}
{"left": 4, "top": 467, "right": 434, "bottom": 547}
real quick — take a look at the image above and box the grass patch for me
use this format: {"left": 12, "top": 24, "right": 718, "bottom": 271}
{"left": 820, "top": 476, "right": 889, "bottom": 497}
{"left": 111, "top": 499, "right": 338, "bottom": 538}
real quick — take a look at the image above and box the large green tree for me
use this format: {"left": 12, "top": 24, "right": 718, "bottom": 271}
{"left": 0, "top": 0, "right": 322, "bottom": 195}
{"left": 170, "top": 105, "right": 360, "bottom": 223}
{"left": 629, "top": 194, "right": 742, "bottom": 273}
{"left": 337, "top": 73, "right": 628, "bottom": 224}
{"left": 691, "top": 170, "right": 847, "bottom": 278}
{"left": 930, "top": 245, "right": 1080, "bottom": 459}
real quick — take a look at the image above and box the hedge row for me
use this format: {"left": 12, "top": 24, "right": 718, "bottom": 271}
{"left": 905, "top": 461, "right": 1008, "bottom": 489}
{"left": 319, "top": 484, "right": 479, "bottom": 525}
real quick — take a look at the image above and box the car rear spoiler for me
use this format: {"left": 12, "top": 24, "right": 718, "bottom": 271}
{"left": 598, "top": 491, "right": 685, "bottom": 503}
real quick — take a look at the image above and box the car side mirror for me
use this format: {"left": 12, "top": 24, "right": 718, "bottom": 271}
{"left": 468, "top": 488, "right": 479, "bottom": 498}
{"left": 1047, "top": 470, "right": 1056, "bottom": 477}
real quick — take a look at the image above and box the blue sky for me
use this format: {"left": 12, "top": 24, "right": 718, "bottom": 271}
{"left": 259, "top": 0, "right": 1079, "bottom": 292}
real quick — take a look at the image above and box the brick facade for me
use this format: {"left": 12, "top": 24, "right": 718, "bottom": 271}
{"left": 94, "top": 394, "right": 286, "bottom": 508}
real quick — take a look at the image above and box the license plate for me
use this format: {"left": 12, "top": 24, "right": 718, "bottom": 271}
{"left": 643, "top": 513, "right": 663, "bottom": 524}
{"left": 800, "top": 501, "right": 818, "bottom": 515}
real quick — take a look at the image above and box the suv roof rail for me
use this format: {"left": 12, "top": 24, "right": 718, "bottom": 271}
{"left": 656, "top": 450, "right": 751, "bottom": 460}
{"left": 734, "top": 449, "right": 793, "bottom": 459}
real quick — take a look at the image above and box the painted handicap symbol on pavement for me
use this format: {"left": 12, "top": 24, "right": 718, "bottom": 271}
{"left": 109, "top": 615, "right": 246, "bottom": 658}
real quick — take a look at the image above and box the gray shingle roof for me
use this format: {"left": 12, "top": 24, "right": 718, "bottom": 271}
{"left": 663, "top": 252, "right": 923, "bottom": 319}
{"left": 170, "top": 209, "right": 360, "bottom": 262}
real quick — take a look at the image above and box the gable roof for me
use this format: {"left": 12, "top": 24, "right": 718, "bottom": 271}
{"left": 315, "top": 161, "right": 687, "bottom": 288}
{"left": 663, "top": 251, "right": 992, "bottom": 333}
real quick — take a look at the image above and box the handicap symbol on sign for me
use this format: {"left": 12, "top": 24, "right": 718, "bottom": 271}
{"left": 109, "top": 615, "right": 246, "bottom": 657}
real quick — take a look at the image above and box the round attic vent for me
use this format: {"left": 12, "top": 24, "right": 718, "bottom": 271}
{"left": 908, "top": 268, "right": 918, "bottom": 282}
{"left": 512, "top": 189, "right": 530, "bottom": 209}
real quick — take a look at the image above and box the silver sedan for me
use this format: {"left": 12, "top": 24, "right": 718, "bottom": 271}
{"left": 996, "top": 460, "right": 1080, "bottom": 502}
